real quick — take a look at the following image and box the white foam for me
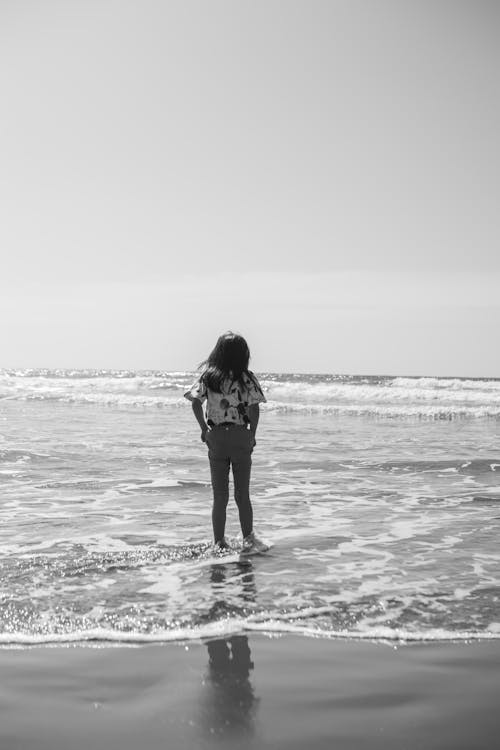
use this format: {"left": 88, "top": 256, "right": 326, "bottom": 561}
{"left": 0, "top": 619, "right": 499, "bottom": 647}
{"left": 264, "top": 400, "right": 500, "bottom": 418}
{"left": 2, "top": 369, "right": 499, "bottom": 417}
{"left": 391, "top": 377, "right": 500, "bottom": 392}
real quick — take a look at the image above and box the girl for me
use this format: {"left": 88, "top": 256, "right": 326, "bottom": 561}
{"left": 184, "top": 332, "right": 268, "bottom": 553}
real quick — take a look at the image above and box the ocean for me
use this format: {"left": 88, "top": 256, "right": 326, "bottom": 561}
{"left": 1, "top": 369, "right": 499, "bottom": 645}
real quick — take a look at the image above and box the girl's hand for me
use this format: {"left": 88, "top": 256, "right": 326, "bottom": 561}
{"left": 201, "top": 428, "right": 209, "bottom": 443}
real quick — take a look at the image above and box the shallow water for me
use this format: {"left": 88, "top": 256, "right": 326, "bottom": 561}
{"left": 1, "top": 371, "right": 499, "bottom": 644}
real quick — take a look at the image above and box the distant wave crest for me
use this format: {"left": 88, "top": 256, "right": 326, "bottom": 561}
{"left": 1, "top": 370, "right": 499, "bottom": 418}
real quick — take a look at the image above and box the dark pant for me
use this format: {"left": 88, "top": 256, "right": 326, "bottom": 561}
{"left": 206, "top": 425, "right": 254, "bottom": 542}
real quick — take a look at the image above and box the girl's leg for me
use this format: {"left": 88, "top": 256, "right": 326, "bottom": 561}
{"left": 209, "top": 455, "right": 230, "bottom": 543}
{"left": 232, "top": 455, "right": 253, "bottom": 538}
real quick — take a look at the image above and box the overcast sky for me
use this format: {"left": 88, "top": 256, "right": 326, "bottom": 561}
{"left": 1, "top": 0, "right": 499, "bottom": 375}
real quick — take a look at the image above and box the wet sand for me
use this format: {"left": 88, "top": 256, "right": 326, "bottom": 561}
{"left": 1, "top": 635, "right": 499, "bottom": 749}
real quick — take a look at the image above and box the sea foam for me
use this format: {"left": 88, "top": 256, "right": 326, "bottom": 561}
{"left": 1, "top": 370, "right": 499, "bottom": 418}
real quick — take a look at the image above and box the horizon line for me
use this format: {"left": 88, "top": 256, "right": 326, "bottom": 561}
{"left": 0, "top": 366, "right": 498, "bottom": 381}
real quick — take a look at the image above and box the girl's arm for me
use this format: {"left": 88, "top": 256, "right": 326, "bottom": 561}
{"left": 248, "top": 404, "right": 260, "bottom": 441}
{"left": 191, "top": 399, "right": 209, "bottom": 442}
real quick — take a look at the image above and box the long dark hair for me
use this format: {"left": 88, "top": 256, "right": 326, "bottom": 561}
{"left": 200, "top": 332, "right": 253, "bottom": 393}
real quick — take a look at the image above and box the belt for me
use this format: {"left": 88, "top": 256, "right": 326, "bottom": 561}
{"left": 217, "top": 421, "right": 237, "bottom": 427}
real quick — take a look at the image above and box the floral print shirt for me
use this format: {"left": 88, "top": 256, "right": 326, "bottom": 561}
{"left": 184, "top": 371, "right": 266, "bottom": 426}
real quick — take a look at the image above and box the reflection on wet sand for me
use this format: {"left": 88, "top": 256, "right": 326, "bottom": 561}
{"left": 199, "top": 562, "right": 259, "bottom": 738}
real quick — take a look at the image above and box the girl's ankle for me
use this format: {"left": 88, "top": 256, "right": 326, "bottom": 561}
{"left": 214, "top": 538, "right": 229, "bottom": 549}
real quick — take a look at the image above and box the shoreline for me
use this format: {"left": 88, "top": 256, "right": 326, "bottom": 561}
{"left": 1, "top": 635, "right": 499, "bottom": 749}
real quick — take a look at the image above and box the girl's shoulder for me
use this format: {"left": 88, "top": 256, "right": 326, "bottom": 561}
{"left": 245, "top": 369, "right": 260, "bottom": 381}
{"left": 242, "top": 370, "right": 256, "bottom": 385}
{"left": 201, "top": 367, "right": 223, "bottom": 393}
{"left": 243, "top": 370, "right": 265, "bottom": 395}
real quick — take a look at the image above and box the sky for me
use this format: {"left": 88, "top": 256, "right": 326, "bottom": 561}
{"left": 1, "top": 0, "right": 499, "bottom": 376}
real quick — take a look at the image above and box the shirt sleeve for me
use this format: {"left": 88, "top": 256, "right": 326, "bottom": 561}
{"left": 245, "top": 372, "right": 267, "bottom": 405}
{"left": 184, "top": 376, "right": 207, "bottom": 403}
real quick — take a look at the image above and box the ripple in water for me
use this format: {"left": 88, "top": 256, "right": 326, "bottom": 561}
{"left": 1, "top": 373, "right": 499, "bottom": 644}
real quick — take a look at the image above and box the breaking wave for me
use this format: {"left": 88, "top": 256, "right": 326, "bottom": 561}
{"left": 1, "top": 370, "right": 499, "bottom": 418}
